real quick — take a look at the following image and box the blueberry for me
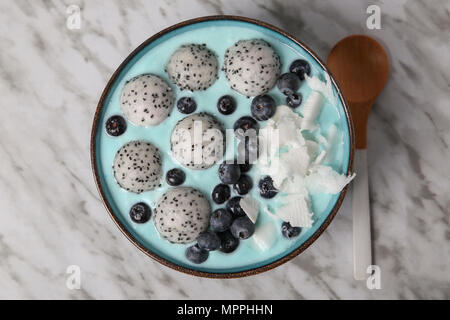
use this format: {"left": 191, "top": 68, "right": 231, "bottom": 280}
{"left": 258, "top": 176, "right": 278, "bottom": 199}
{"left": 237, "top": 136, "right": 259, "bottom": 165}
{"left": 286, "top": 93, "right": 302, "bottom": 108}
{"left": 281, "top": 222, "right": 302, "bottom": 239}
{"left": 218, "top": 162, "right": 241, "bottom": 184}
{"left": 197, "top": 231, "right": 221, "bottom": 251}
{"left": 105, "top": 115, "right": 127, "bottom": 136}
{"left": 277, "top": 73, "right": 300, "bottom": 96}
{"left": 218, "top": 230, "right": 239, "bottom": 253}
{"left": 289, "top": 59, "right": 311, "bottom": 80}
{"left": 177, "top": 97, "right": 197, "bottom": 114}
{"left": 186, "top": 244, "right": 209, "bottom": 264}
{"left": 212, "top": 184, "right": 231, "bottom": 204}
{"left": 251, "top": 95, "right": 276, "bottom": 121}
{"left": 129, "top": 202, "right": 151, "bottom": 223}
{"left": 217, "top": 95, "right": 236, "bottom": 115}
{"left": 233, "top": 116, "right": 259, "bottom": 140}
{"left": 166, "top": 168, "right": 186, "bottom": 186}
{"left": 230, "top": 216, "right": 255, "bottom": 240}
{"left": 233, "top": 174, "right": 253, "bottom": 195}
{"left": 226, "top": 196, "right": 245, "bottom": 218}
{"left": 210, "top": 208, "right": 234, "bottom": 232}
{"left": 239, "top": 163, "right": 252, "bottom": 173}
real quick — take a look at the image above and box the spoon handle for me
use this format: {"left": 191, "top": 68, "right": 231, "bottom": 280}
{"left": 352, "top": 149, "right": 372, "bottom": 280}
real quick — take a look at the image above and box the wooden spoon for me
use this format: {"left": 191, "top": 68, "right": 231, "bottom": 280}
{"left": 327, "top": 35, "right": 389, "bottom": 280}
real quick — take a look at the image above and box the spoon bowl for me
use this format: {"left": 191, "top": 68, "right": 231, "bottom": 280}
{"left": 328, "top": 35, "right": 389, "bottom": 104}
{"left": 328, "top": 35, "right": 389, "bottom": 148}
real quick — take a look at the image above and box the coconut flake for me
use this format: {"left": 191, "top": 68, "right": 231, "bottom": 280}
{"left": 324, "top": 124, "right": 340, "bottom": 163}
{"left": 314, "top": 150, "right": 327, "bottom": 165}
{"left": 277, "top": 194, "right": 313, "bottom": 228}
{"left": 261, "top": 144, "right": 310, "bottom": 191}
{"left": 257, "top": 106, "right": 355, "bottom": 229}
{"left": 279, "top": 175, "right": 308, "bottom": 195}
{"left": 305, "top": 165, "right": 355, "bottom": 194}
{"left": 301, "top": 91, "right": 323, "bottom": 131}
{"left": 258, "top": 106, "right": 309, "bottom": 184}
{"left": 239, "top": 195, "right": 259, "bottom": 223}
{"left": 267, "top": 105, "right": 304, "bottom": 147}
{"left": 305, "top": 72, "right": 337, "bottom": 106}
{"left": 301, "top": 73, "right": 340, "bottom": 132}
{"left": 252, "top": 222, "right": 278, "bottom": 251}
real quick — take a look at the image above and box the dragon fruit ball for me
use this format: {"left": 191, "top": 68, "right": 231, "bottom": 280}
{"left": 120, "top": 74, "right": 174, "bottom": 126}
{"left": 113, "top": 141, "right": 162, "bottom": 193}
{"left": 166, "top": 44, "right": 218, "bottom": 91}
{"left": 154, "top": 187, "right": 211, "bottom": 244}
{"left": 223, "top": 39, "right": 281, "bottom": 97}
{"left": 170, "top": 113, "right": 225, "bottom": 170}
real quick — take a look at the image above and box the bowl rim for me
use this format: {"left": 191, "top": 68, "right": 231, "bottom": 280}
{"left": 90, "top": 15, "right": 355, "bottom": 279}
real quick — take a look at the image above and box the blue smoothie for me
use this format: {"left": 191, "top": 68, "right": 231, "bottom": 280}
{"left": 94, "top": 20, "right": 351, "bottom": 274}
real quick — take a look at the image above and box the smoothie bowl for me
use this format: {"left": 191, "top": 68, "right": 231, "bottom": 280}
{"left": 90, "top": 16, "right": 355, "bottom": 278}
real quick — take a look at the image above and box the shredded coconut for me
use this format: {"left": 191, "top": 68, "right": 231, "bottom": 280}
{"left": 257, "top": 99, "right": 354, "bottom": 228}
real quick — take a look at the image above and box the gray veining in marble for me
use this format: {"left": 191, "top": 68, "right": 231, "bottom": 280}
{"left": 0, "top": 0, "right": 449, "bottom": 299}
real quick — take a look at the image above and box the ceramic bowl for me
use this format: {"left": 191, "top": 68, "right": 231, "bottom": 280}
{"left": 90, "top": 15, "right": 354, "bottom": 278}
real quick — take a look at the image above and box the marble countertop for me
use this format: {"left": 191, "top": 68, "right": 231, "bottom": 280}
{"left": 0, "top": 0, "right": 448, "bottom": 299}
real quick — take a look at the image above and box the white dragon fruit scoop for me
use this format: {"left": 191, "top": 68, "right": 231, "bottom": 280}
{"left": 170, "top": 112, "right": 225, "bottom": 170}
{"left": 223, "top": 39, "right": 281, "bottom": 97}
{"left": 120, "top": 74, "right": 174, "bottom": 127}
{"left": 113, "top": 141, "right": 162, "bottom": 193}
{"left": 154, "top": 187, "right": 211, "bottom": 244}
{"left": 166, "top": 44, "right": 219, "bottom": 91}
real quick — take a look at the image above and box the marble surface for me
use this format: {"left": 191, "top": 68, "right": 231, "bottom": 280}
{"left": 0, "top": 0, "right": 448, "bottom": 300}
